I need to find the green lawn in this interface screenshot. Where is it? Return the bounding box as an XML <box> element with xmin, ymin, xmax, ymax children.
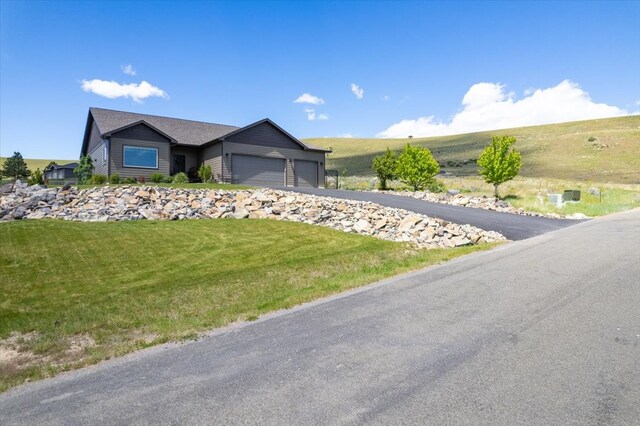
<box><xmin>0</xmin><ymin>219</ymin><xmax>492</xmax><ymax>392</ymax></box>
<box><xmin>65</xmin><ymin>182</ymin><xmax>254</xmax><ymax>191</ymax></box>
<box><xmin>308</xmin><ymin>116</ymin><xmax>640</xmax><ymax>184</ymax></box>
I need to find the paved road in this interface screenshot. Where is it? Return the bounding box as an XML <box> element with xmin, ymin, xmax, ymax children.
<box><xmin>1</xmin><ymin>210</ymin><xmax>639</xmax><ymax>425</ymax></box>
<box><xmin>279</xmin><ymin>187</ymin><xmax>584</xmax><ymax>240</ymax></box>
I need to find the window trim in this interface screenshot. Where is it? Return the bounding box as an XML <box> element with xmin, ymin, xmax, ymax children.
<box><xmin>122</xmin><ymin>145</ymin><xmax>159</xmax><ymax>169</ymax></box>
<box><xmin>102</xmin><ymin>143</ymin><xmax>108</xmax><ymax>166</ymax></box>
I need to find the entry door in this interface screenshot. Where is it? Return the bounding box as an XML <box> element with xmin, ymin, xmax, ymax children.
<box><xmin>173</xmin><ymin>155</ymin><xmax>186</xmax><ymax>174</ymax></box>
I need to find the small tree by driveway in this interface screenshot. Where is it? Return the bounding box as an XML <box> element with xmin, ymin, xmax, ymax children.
<box><xmin>74</xmin><ymin>155</ymin><xmax>95</xmax><ymax>184</ymax></box>
<box><xmin>477</xmin><ymin>135</ymin><xmax>523</xmax><ymax>199</ymax></box>
<box><xmin>372</xmin><ymin>148</ymin><xmax>397</xmax><ymax>190</ymax></box>
<box><xmin>395</xmin><ymin>144</ymin><xmax>440</xmax><ymax>191</ymax></box>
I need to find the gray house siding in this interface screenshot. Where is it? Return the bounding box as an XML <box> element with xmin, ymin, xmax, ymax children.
<box><xmin>221</xmin><ymin>142</ymin><xmax>325</xmax><ymax>187</ymax></box>
<box><xmin>87</xmin><ymin>122</ymin><xmax>103</xmax><ymax>154</ymax></box>
<box><xmin>111</xmin><ymin>123</ymin><xmax>171</xmax><ymax>143</ymax></box>
<box><xmin>201</xmin><ymin>144</ymin><xmax>222</xmax><ymax>181</ymax></box>
<box><xmin>109</xmin><ymin>137</ymin><xmax>171</xmax><ymax>179</ymax></box>
<box><xmin>225</xmin><ymin>122</ymin><xmax>302</xmax><ymax>151</ymax></box>
<box><xmin>89</xmin><ymin>141</ymin><xmax>109</xmax><ymax>176</ymax></box>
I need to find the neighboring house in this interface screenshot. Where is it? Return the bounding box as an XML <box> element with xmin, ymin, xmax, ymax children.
<box><xmin>43</xmin><ymin>162</ymin><xmax>78</xmax><ymax>184</ymax></box>
<box><xmin>80</xmin><ymin>108</ymin><xmax>331</xmax><ymax>188</ymax></box>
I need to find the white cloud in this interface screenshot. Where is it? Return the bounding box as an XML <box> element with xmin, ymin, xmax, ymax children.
<box><xmin>121</xmin><ymin>64</ymin><xmax>136</xmax><ymax>76</ymax></box>
<box><xmin>383</xmin><ymin>95</ymin><xmax>390</xmax><ymax>101</ymax></box>
<box><xmin>294</xmin><ymin>93</ymin><xmax>325</xmax><ymax>105</ymax></box>
<box><xmin>337</xmin><ymin>133</ymin><xmax>354</xmax><ymax>138</ymax></box>
<box><xmin>304</xmin><ymin>108</ymin><xmax>328</xmax><ymax>121</ymax></box>
<box><xmin>377</xmin><ymin>80</ymin><xmax>630</xmax><ymax>138</ymax></box>
<box><xmin>351</xmin><ymin>83</ymin><xmax>364</xmax><ymax>99</ymax></box>
<box><xmin>81</xmin><ymin>79</ymin><xmax>169</xmax><ymax>103</ymax></box>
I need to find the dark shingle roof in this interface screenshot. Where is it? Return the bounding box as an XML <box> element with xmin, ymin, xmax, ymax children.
<box><xmin>90</xmin><ymin>108</ymin><xmax>240</xmax><ymax>146</ymax></box>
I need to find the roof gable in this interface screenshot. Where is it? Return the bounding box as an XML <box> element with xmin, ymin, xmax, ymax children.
<box><xmin>219</xmin><ymin>119</ymin><xmax>331</xmax><ymax>152</ymax></box>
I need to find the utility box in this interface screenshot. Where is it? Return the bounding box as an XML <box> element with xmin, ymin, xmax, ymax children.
<box><xmin>563</xmin><ymin>190</ymin><xmax>581</xmax><ymax>202</ymax></box>
<box><xmin>548</xmin><ymin>193</ymin><xmax>563</xmax><ymax>208</ymax></box>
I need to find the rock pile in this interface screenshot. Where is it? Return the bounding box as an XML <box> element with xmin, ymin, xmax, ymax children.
<box><xmin>1</xmin><ymin>181</ymin><xmax>505</xmax><ymax>249</ymax></box>
<box><xmin>387</xmin><ymin>190</ymin><xmax>569</xmax><ymax>219</ymax></box>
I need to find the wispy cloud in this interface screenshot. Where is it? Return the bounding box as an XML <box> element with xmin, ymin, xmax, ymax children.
<box><xmin>304</xmin><ymin>108</ymin><xmax>328</xmax><ymax>121</ymax></box>
<box><xmin>337</xmin><ymin>133</ymin><xmax>354</xmax><ymax>138</ymax></box>
<box><xmin>121</xmin><ymin>64</ymin><xmax>136</xmax><ymax>76</ymax></box>
<box><xmin>294</xmin><ymin>93</ymin><xmax>325</xmax><ymax>105</ymax></box>
<box><xmin>383</xmin><ymin>95</ymin><xmax>390</xmax><ymax>101</ymax></box>
<box><xmin>351</xmin><ymin>83</ymin><xmax>364</xmax><ymax>99</ymax></box>
<box><xmin>80</xmin><ymin>79</ymin><xmax>169</xmax><ymax>103</ymax></box>
<box><xmin>318</xmin><ymin>113</ymin><xmax>329</xmax><ymax>120</ymax></box>
<box><xmin>377</xmin><ymin>80</ymin><xmax>629</xmax><ymax>138</ymax></box>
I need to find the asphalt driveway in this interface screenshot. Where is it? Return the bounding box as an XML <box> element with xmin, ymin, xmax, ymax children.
<box><xmin>1</xmin><ymin>210</ymin><xmax>638</xmax><ymax>425</ymax></box>
<box><xmin>281</xmin><ymin>188</ymin><xmax>585</xmax><ymax>240</ymax></box>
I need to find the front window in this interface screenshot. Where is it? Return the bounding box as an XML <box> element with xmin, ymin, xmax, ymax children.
<box><xmin>102</xmin><ymin>144</ymin><xmax>108</xmax><ymax>165</ymax></box>
<box><xmin>123</xmin><ymin>145</ymin><xmax>158</xmax><ymax>169</ymax></box>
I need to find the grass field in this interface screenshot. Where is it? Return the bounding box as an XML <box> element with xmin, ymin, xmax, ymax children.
<box><xmin>0</xmin><ymin>157</ymin><xmax>76</xmax><ymax>173</ymax></box>
<box><xmin>307</xmin><ymin>116</ymin><xmax>640</xmax><ymax>184</ymax></box>
<box><xmin>0</xmin><ymin>219</ymin><xmax>492</xmax><ymax>392</ymax></box>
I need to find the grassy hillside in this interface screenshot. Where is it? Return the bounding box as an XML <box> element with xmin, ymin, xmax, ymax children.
<box><xmin>0</xmin><ymin>157</ymin><xmax>76</xmax><ymax>173</ymax></box>
<box><xmin>306</xmin><ymin>116</ymin><xmax>640</xmax><ymax>184</ymax></box>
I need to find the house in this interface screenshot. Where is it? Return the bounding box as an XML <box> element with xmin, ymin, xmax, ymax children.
<box><xmin>43</xmin><ymin>162</ymin><xmax>78</xmax><ymax>184</ymax></box>
<box><xmin>80</xmin><ymin>108</ymin><xmax>330</xmax><ymax>188</ymax></box>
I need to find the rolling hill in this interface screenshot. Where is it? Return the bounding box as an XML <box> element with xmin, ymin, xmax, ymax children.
<box><xmin>0</xmin><ymin>158</ymin><xmax>76</xmax><ymax>175</ymax></box>
<box><xmin>305</xmin><ymin>116</ymin><xmax>640</xmax><ymax>184</ymax></box>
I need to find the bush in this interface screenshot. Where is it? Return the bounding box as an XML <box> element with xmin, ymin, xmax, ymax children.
<box><xmin>395</xmin><ymin>144</ymin><xmax>440</xmax><ymax>191</ymax></box>
<box><xmin>27</xmin><ymin>168</ymin><xmax>43</xmax><ymax>186</ymax></box>
<box><xmin>172</xmin><ymin>172</ymin><xmax>188</xmax><ymax>183</ymax></box>
<box><xmin>163</xmin><ymin>176</ymin><xmax>174</xmax><ymax>183</ymax></box>
<box><xmin>109</xmin><ymin>174</ymin><xmax>121</xmax><ymax>184</ymax></box>
<box><xmin>424</xmin><ymin>179</ymin><xmax>446</xmax><ymax>193</ymax></box>
<box><xmin>122</xmin><ymin>177</ymin><xmax>137</xmax><ymax>184</ymax></box>
<box><xmin>90</xmin><ymin>174</ymin><xmax>107</xmax><ymax>185</ymax></box>
<box><xmin>149</xmin><ymin>173</ymin><xmax>166</xmax><ymax>183</ymax></box>
<box><xmin>198</xmin><ymin>163</ymin><xmax>212</xmax><ymax>183</ymax></box>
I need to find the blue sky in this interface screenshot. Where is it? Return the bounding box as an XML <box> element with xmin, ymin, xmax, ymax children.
<box><xmin>1</xmin><ymin>0</ymin><xmax>639</xmax><ymax>159</ymax></box>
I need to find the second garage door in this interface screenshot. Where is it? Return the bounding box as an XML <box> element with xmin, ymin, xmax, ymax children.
<box><xmin>232</xmin><ymin>155</ymin><xmax>285</xmax><ymax>187</ymax></box>
<box><xmin>294</xmin><ymin>160</ymin><xmax>318</xmax><ymax>188</ymax></box>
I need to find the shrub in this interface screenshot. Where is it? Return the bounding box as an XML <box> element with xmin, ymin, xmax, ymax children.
<box><xmin>109</xmin><ymin>174</ymin><xmax>121</xmax><ymax>184</ymax></box>
<box><xmin>149</xmin><ymin>173</ymin><xmax>166</xmax><ymax>183</ymax></box>
<box><xmin>1</xmin><ymin>151</ymin><xmax>31</xmax><ymax>180</ymax></box>
<box><xmin>90</xmin><ymin>174</ymin><xmax>107</xmax><ymax>185</ymax></box>
<box><xmin>74</xmin><ymin>155</ymin><xmax>94</xmax><ymax>184</ymax></box>
<box><xmin>372</xmin><ymin>148</ymin><xmax>397</xmax><ymax>190</ymax></box>
<box><xmin>425</xmin><ymin>179</ymin><xmax>446</xmax><ymax>193</ymax></box>
<box><xmin>27</xmin><ymin>168</ymin><xmax>43</xmax><ymax>186</ymax></box>
<box><xmin>198</xmin><ymin>163</ymin><xmax>212</xmax><ymax>183</ymax></box>
<box><xmin>172</xmin><ymin>172</ymin><xmax>188</xmax><ymax>183</ymax></box>
<box><xmin>122</xmin><ymin>177</ymin><xmax>137</xmax><ymax>184</ymax></box>
<box><xmin>477</xmin><ymin>135</ymin><xmax>523</xmax><ymax>198</ymax></box>
<box><xmin>163</xmin><ymin>176</ymin><xmax>174</xmax><ymax>183</ymax></box>
<box><xmin>395</xmin><ymin>144</ymin><xmax>440</xmax><ymax>191</ymax></box>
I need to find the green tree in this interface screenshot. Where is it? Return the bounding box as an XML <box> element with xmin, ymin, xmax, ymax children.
<box><xmin>28</xmin><ymin>168</ymin><xmax>43</xmax><ymax>185</ymax></box>
<box><xmin>1</xmin><ymin>152</ymin><xmax>31</xmax><ymax>180</ymax></box>
<box><xmin>477</xmin><ymin>135</ymin><xmax>523</xmax><ymax>198</ymax></box>
<box><xmin>395</xmin><ymin>144</ymin><xmax>440</xmax><ymax>191</ymax></box>
<box><xmin>198</xmin><ymin>163</ymin><xmax>212</xmax><ymax>182</ymax></box>
<box><xmin>74</xmin><ymin>155</ymin><xmax>95</xmax><ymax>184</ymax></box>
<box><xmin>372</xmin><ymin>148</ymin><xmax>397</xmax><ymax>190</ymax></box>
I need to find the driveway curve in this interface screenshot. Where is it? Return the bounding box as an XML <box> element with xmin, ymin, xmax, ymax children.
<box><xmin>279</xmin><ymin>188</ymin><xmax>585</xmax><ymax>240</ymax></box>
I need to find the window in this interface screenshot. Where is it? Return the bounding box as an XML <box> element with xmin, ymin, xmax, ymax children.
<box><xmin>123</xmin><ymin>145</ymin><xmax>158</xmax><ymax>169</ymax></box>
<box><xmin>102</xmin><ymin>143</ymin><xmax>108</xmax><ymax>165</ymax></box>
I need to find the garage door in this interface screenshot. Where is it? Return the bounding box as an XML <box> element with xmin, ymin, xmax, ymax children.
<box><xmin>231</xmin><ymin>155</ymin><xmax>285</xmax><ymax>187</ymax></box>
<box><xmin>294</xmin><ymin>160</ymin><xmax>318</xmax><ymax>188</ymax></box>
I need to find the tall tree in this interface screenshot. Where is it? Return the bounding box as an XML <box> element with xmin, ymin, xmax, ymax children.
<box><xmin>1</xmin><ymin>152</ymin><xmax>31</xmax><ymax>180</ymax></box>
<box><xmin>74</xmin><ymin>155</ymin><xmax>95</xmax><ymax>184</ymax></box>
<box><xmin>477</xmin><ymin>135</ymin><xmax>523</xmax><ymax>198</ymax></box>
<box><xmin>395</xmin><ymin>144</ymin><xmax>440</xmax><ymax>191</ymax></box>
<box><xmin>372</xmin><ymin>147</ymin><xmax>397</xmax><ymax>190</ymax></box>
